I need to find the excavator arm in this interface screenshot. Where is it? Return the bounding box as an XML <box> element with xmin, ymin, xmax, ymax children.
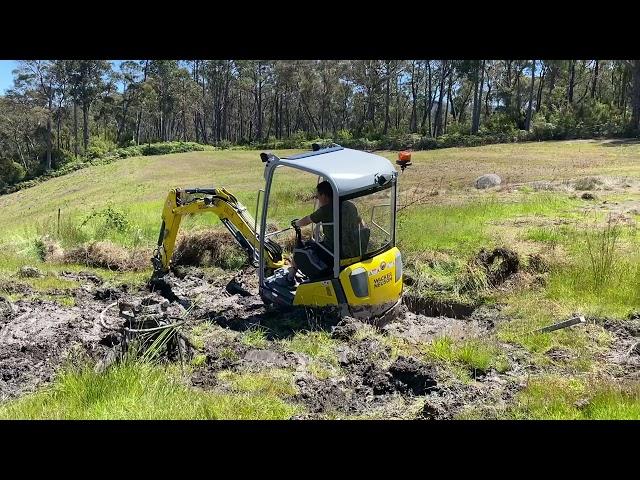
<box><xmin>151</xmin><ymin>187</ymin><xmax>285</xmax><ymax>279</ymax></box>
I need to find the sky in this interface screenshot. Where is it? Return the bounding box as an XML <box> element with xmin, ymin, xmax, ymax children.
<box><xmin>0</xmin><ymin>60</ymin><xmax>125</xmax><ymax>94</ymax></box>
<box><xmin>0</xmin><ymin>60</ymin><xmax>17</xmax><ymax>93</ymax></box>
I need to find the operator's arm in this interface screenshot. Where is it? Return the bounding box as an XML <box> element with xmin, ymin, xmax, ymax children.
<box><xmin>294</xmin><ymin>216</ymin><xmax>313</xmax><ymax>227</ymax></box>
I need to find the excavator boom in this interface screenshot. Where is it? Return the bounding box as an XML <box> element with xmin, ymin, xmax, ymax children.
<box><xmin>151</xmin><ymin>187</ymin><xmax>285</xmax><ymax>278</ymax></box>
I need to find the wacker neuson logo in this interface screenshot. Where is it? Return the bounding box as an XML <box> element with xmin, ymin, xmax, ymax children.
<box><xmin>374</xmin><ymin>272</ymin><xmax>392</xmax><ymax>288</ymax></box>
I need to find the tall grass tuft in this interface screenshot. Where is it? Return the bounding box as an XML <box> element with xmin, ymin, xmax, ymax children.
<box><xmin>584</xmin><ymin>214</ymin><xmax>621</xmax><ymax>292</ymax></box>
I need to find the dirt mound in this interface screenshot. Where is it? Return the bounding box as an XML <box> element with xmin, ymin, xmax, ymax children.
<box><xmin>330</xmin><ymin>316</ymin><xmax>367</xmax><ymax>341</ymax></box>
<box><xmin>574</xmin><ymin>176</ymin><xmax>603</xmax><ymax>191</ymax></box>
<box><xmin>36</xmin><ymin>236</ymin><xmax>65</xmax><ymax>263</ymax></box>
<box><xmin>61</xmin><ymin>241</ymin><xmax>150</xmax><ymax>271</ymax></box>
<box><xmin>17</xmin><ymin>266</ymin><xmax>44</xmax><ymax>278</ymax></box>
<box><xmin>173</xmin><ymin>230</ymin><xmax>245</xmax><ymax>269</ymax></box>
<box><xmin>475</xmin><ymin>247</ymin><xmax>520</xmax><ymax>286</ymax></box>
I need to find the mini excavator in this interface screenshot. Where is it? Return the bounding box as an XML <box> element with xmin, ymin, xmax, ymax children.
<box><xmin>150</xmin><ymin>144</ymin><xmax>409</xmax><ymax>320</ymax></box>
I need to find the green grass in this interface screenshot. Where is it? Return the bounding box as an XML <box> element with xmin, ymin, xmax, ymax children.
<box><xmin>496</xmin><ymin>292</ymin><xmax>613</xmax><ymax>373</ymax></box>
<box><xmin>0</xmin><ymin>361</ymin><xmax>299</xmax><ymax>420</ymax></box>
<box><xmin>524</xmin><ymin>226</ymin><xmax>568</xmax><ymax>246</ymax></box>
<box><xmin>217</xmin><ymin>368</ymin><xmax>298</xmax><ymax>397</ymax></box>
<box><xmin>423</xmin><ymin>336</ymin><xmax>509</xmax><ymax>376</ymax></box>
<box><xmin>281</xmin><ymin>330</ymin><xmax>342</xmax><ymax>380</ymax></box>
<box><xmin>505</xmin><ymin>376</ymin><xmax>640</xmax><ymax>420</ymax></box>
<box><xmin>398</xmin><ymin>192</ymin><xmax>579</xmax><ymax>256</ymax></box>
<box><xmin>281</xmin><ymin>331</ymin><xmax>338</xmax><ymax>365</ymax></box>
<box><xmin>239</xmin><ymin>328</ymin><xmax>269</xmax><ymax>349</ymax></box>
<box><xmin>546</xmin><ymin>259</ymin><xmax>640</xmax><ymax>318</ymax></box>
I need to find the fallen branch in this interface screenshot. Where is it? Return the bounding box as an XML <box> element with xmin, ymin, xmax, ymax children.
<box><xmin>532</xmin><ymin>316</ymin><xmax>586</xmax><ymax>334</ymax></box>
<box><xmin>98</xmin><ymin>302</ymin><xmax>120</xmax><ymax>331</ymax></box>
<box><xmin>626</xmin><ymin>342</ymin><xmax>639</xmax><ymax>359</ymax></box>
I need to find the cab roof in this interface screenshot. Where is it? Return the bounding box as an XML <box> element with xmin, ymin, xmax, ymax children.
<box><xmin>272</xmin><ymin>145</ymin><xmax>397</xmax><ymax>196</ymax></box>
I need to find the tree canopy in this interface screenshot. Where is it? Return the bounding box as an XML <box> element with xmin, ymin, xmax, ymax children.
<box><xmin>1</xmin><ymin>59</ymin><xmax>639</xmax><ymax>187</ymax></box>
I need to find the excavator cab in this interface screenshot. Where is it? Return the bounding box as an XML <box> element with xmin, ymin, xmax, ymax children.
<box><xmin>257</xmin><ymin>145</ymin><xmax>402</xmax><ymax>319</ymax></box>
<box><xmin>151</xmin><ymin>144</ymin><xmax>403</xmax><ymax>321</ymax></box>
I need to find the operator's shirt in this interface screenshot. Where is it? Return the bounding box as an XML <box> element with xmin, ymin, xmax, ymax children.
<box><xmin>309</xmin><ymin>201</ymin><xmax>361</xmax><ymax>258</ymax></box>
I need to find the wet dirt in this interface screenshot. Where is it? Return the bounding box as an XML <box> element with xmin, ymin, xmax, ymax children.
<box><xmin>0</xmin><ymin>299</ymin><xmax>112</xmax><ymax>400</ymax></box>
<box><xmin>0</xmin><ymin>264</ymin><xmax>526</xmax><ymax>418</ymax></box>
<box><xmin>598</xmin><ymin>316</ymin><xmax>640</xmax><ymax>380</ymax></box>
<box><xmin>403</xmin><ymin>294</ymin><xmax>478</xmax><ymax>319</ymax></box>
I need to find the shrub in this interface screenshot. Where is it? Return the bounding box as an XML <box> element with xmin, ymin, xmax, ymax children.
<box><xmin>0</xmin><ymin>161</ymin><xmax>26</xmax><ymax>184</ymax></box>
<box><xmin>87</xmin><ymin>137</ymin><xmax>117</xmax><ymax>159</ymax></box>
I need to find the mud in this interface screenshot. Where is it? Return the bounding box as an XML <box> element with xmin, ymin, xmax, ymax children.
<box><xmin>403</xmin><ymin>294</ymin><xmax>478</xmax><ymax>319</ymax></box>
<box><xmin>0</xmin><ymin>300</ymin><xmax>111</xmax><ymax>400</ymax></box>
<box><xmin>598</xmin><ymin>316</ymin><xmax>640</xmax><ymax>380</ymax></box>
<box><xmin>0</xmin><ymin>264</ymin><xmax>520</xmax><ymax>418</ymax></box>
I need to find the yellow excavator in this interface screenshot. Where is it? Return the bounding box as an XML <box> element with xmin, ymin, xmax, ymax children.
<box><xmin>150</xmin><ymin>144</ymin><xmax>406</xmax><ymax>320</ymax></box>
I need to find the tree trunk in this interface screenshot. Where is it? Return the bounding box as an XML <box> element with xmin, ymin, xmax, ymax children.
<box><xmin>73</xmin><ymin>102</ymin><xmax>79</xmax><ymax>157</ymax></box>
<box><xmin>433</xmin><ymin>61</ymin><xmax>447</xmax><ymax>137</ymax></box>
<box><xmin>568</xmin><ymin>60</ymin><xmax>576</xmax><ymax>103</ymax></box>
<box><xmin>631</xmin><ymin>60</ymin><xmax>640</xmax><ymax>134</ymax></box>
<box><xmin>82</xmin><ymin>101</ymin><xmax>90</xmax><ymax>152</ymax></box>
<box><xmin>536</xmin><ymin>66</ymin><xmax>546</xmax><ymax>113</ymax></box>
<box><xmin>525</xmin><ymin>60</ymin><xmax>535</xmax><ymax>131</ymax></box>
<box><xmin>135</xmin><ymin>60</ymin><xmax>149</xmax><ymax>145</ymax></box>
<box><xmin>410</xmin><ymin>61</ymin><xmax>418</xmax><ymax>132</ymax></box>
<box><xmin>591</xmin><ymin>59</ymin><xmax>599</xmax><ymax>99</ymax></box>
<box><xmin>471</xmin><ymin>60</ymin><xmax>485</xmax><ymax>134</ymax></box>
<box><xmin>485</xmin><ymin>80</ymin><xmax>492</xmax><ymax>117</ymax></box>
<box><xmin>421</xmin><ymin>61</ymin><xmax>432</xmax><ymax>132</ymax></box>
<box><xmin>56</xmin><ymin>109</ymin><xmax>62</xmax><ymax>152</ymax></box>
<box><xmin>447</xmin><ymin>74</ymin><xmax>456</xmax><ymax>122</ymax></box>
<box><xmin>383</xmin><ymin>64</ymin><xmax>391</xmax><ymax>135</ymax></box>
<box><xmin>444</xmin><ymin>75</ymin><xmax>451</xmax><ymax>134</ymax></box>
<box><xmin>46</xmin><ymin>109</ymin><xmax>52</xmax><ymax>170</ymax></box>
<box><xmin>505</xmin><ymin>60</ymin><xmax>513</xmax><ymax>111</ymax></box>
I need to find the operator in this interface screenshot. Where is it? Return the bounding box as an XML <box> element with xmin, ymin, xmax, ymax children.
<box><xmin>285</xmin><ymin>180</ymin><xmax>364</xmax><ymax>285</ymax></box>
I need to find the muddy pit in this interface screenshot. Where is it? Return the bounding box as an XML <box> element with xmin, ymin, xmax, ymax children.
<box><xmin>2</xmin><ymin>263</ymin><xmax>633</xmax><ymax>419</ymax></box>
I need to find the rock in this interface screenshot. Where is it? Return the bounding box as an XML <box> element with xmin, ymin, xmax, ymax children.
<box><xmin>335</xmin><ymin>345</ymin><xmax>352</xmax><ymax>365</ymax></box>
<box><xmin>581</xmin><ymin>192</ymin><xmax>597</xmax><ymax>200</ymax></box>
<box><xmin>475</xmin><ymin>174</ymin><xmax>502</xmax><ymax>190</ymax></box>
<box><xmin>243</xmin><ymin>349</ymin><xmax>287</xmax><ymax>367</ymax></box>
<box><xmin>18</xmin><ymin>266</ymin><xmax>43</xmax><ymax>278</ymax></box>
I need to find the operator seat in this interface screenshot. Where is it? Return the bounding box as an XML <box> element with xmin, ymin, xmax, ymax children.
<box><xmin>358</xmin><ymin>226</ymin><xmax>371</xmax><ymax>255</ymax></box>
<box><xmin>292</xmin><ymin>243</ymin><xmax>331</xmax><ymax>280</ymax></box>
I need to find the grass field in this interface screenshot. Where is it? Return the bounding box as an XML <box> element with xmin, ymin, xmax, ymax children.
<box><xmin>1</xmin><ymin>139</ymin><xmax>639</xmax><ymax>419</ymax></box>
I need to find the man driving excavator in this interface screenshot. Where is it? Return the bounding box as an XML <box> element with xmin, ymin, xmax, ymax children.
<box><xmin>283</xmin><ymin>180</ymin><xmax>364</xmax><ymax>285</ymax></box>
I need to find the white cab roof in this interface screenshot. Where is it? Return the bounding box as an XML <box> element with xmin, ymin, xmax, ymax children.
<box><xmin>274</xmin><ymin>146</ymin><xmax>397</xmax><ymax>196</ymax></box>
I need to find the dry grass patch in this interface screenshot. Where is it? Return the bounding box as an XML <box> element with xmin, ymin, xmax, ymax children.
<box><xmin>173</xmin><ymin>229</ymin><xmax>246</xmax><ymax>270</ymax></box>
<box><xmin>63</xmin><ymin>241</ymin><xmax>151</xmax><ymax>271</ymax></box>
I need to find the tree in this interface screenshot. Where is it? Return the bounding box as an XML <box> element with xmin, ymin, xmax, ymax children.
<box><xmin>631</xmin><ymin>60</ymin><xmax>640</xmax><ymax>134</ymax></box>
<box><xmin>525</xmin><ymin>60</ymin><xmax>535</xmax><ymax>131</ymax></box>
<box><xmin>73</xmin><ymin>60</ymin><xmax>111</xmax><ymax>152</ymax></box>
<box><xmin>14</xmin><ymin>61</ymin><xmax>56</xmax><ymax>170</ymax></box>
